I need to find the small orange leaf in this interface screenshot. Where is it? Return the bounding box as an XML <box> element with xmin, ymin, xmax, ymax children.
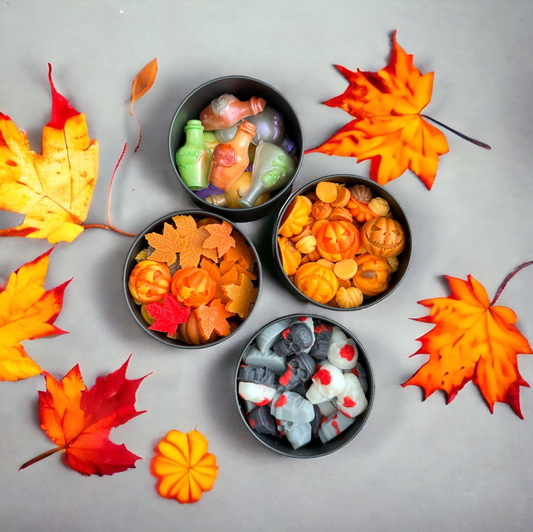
<box><xmin>0</xmin><ymin>249</ymin><xmax>70</xmax><ymax>382</ymax></box>
<box><xmin>150</xmin><ymin>429</ymin><xmax>219</xmax><ymax>504</ymax></box>
<box><xmin>196</xmin><ymin>299</ymin><xmax>234</xmax><ymax>339</ymax></box>
<box><xmin>223</xmin><ymin>273</ymin><xmax>258</xmax><ymax>319</ymax></box>
<box><xmin>172</xmin><ymin>215</ymin><xmax>218</xmax><ymax>269</ymax></box>
<box><xmin>145</xmin><ymin>222</ymin><xmax>188</xmax><ymax>266</ymax></box>
<box><xmin>130</xmin><ymin>58</ymin><xmax>158</xmax><ymax>152</ymax></box>
<box><xmin>202</xmin><ymin>220</ymin><xmax>235</xmax><ymax>258</ymax></box>
<box><xmin>200</xmin><ymin>258</ymin><xmax>239</xmax><ymax>301</ymax></box>
<box><xmin>223</xmin><ymin>231</ymin><xmax>255</xmax><ymax>270</ymax></box>
<box><xmin>403</xmin><ymin>271</ymin><xmax>533</xmax><ymax>418</ymax></box>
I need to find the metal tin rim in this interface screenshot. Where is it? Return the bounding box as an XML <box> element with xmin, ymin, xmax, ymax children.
<box><xmin>272</xmin><ymin>174</ymin><xmax>413</xmax><ymax>311</ymax></box>
<box><xmin>234</xmin><ymin>313</ymin><xmax>375</xmax><ymax>458</ymax></box>
<box><xmin>167</xmin><ymin>75</ymin><xmax>305</xmax><ymax>218</ymax></box>
<box><xmin>123</xmin><ymin>209</ymin><xmax>263</xmax><ymax>349</ymax></box>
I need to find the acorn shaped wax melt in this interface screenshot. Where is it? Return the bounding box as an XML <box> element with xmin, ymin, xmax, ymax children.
<box><xmin>273</xmin><ymin>175</ymin><xmax>411</xmax><ymax>310</ymax></box>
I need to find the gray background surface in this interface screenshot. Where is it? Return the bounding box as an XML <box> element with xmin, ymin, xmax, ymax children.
<box><xmin>1</xmin><ymin>1</ymin><xmax>533</xmax><ymax>531</ymax></box>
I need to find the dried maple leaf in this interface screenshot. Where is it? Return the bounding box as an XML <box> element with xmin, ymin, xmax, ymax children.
<box><xmin>145</xmin><ymin>222</ymin><xmax>188</xmax><ymax>266</ymax></box>
<box><xmin>130</xmin><ymin>58</ymin><xmax>158</xmax><ymax>152</ymax></box>
<box><xmin>202</xmin><ymin>220</ymin><xmax>236</xmax><ymax>258</ymax></box>
<box><xmin>196</xmin><ymin>299</ymin><xmax>234</xmax><ymax>339</ymax></box>
<box><xmin>223</xmin><ymin>231</ymin><xmax>255</xmax><ymax>270</ymax></box>
<box><xmin>0</xmin><ymin>249</ymin><xmax>70</xmax><ymax>382</ymax></box>
<box><xmin>172</xmin><ymin>215</ymin><xmax>217</xmax><ymax>269</ymax></box>
<box><xmin>305</xmin><ymin>32</ymin><xmax>449</xmax><ymax>190</ymax></box>
<box><xmin>146</xmin><ymin>293</ymin><xmax>190</xmax><ymax>335</ymax></box>
<box><xmin>403</xmin><ymin>264</ymin><xmax>533</xmax><ymax>418</ymax></box>
<box><xmin>20</xmin><ymin>356</ymin><xmax>148</xmax><ymax>476</ymax></box>
<box><xmin>151</xmin><ymin>429</ymin><xmax>219</xmax><ymax>504</ymax></box>
<box><xmin>223</xmin><ymin>273</ymin><xmax>258</xmax><ymax>319</ymax></box>
<box><xmin>0</xmin><ymin>65</ymin><xmax>98</xmax><ymax>243</ymax></box>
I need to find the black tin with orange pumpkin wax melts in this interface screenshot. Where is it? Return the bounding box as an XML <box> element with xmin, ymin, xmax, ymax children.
<box><xmin>169</xmin><ymin>76</ymin><xmax>304</xmax><ymax>223</ymax></box>
<box><xmin>123</xmin><ymin>211</ymin><xmax>261</xmax><ymax>349</ymax></box>
<box><xmin>273</xmin><ymin>175</ymin><xmax>412</xmax><ymax>311</ymax></box>
<box><xmin>234</xmin><ymin>314</ymin><xmax>375</xmax><ymax>457</ymax></box>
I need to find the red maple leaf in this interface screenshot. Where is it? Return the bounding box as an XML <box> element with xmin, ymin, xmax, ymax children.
<box><xmin>20</xmin><ymin>356</ymin><xmax>148</xmax><ymax>476</ymax></box>
<box><xmin>145</xmin><ymin>293</ymin><xmax>190</xmax><ymax>335</ymax></box>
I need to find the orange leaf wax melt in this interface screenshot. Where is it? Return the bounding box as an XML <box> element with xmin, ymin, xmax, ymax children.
<box><xmin>171</xmin><ymin>267</ymin><xmax>216</xmax><ymax>307</ymax></box>
<box><xmin>179</xmin><ymin>310</ymin><xmax>216</xmax><ymax>345</ymax></box>
<box><xmin>353</xmin><ymin>254</ymin><xmax>392</xmax><ymax>296</ymax></box>
<box><xmin>316</xmin><ymin>221</ymin><xmax>360</xmax><ymax>262</ymax></box>
<box><xmin>294</xmin><ymin>262</ymin><xmax>339</xmax><ymax>304</ymax></box>
<box><xmin>223</xmin><ymin>273</ymin><xmax>259</xmax><ymax>319</ymax></box>
<box><xmin>279</xmin><ymin>196</ymin><xmax>311</xmax><ymax>238</ymax></box>
<box><xmin>151</xmin><ymin>429</ymin><xmax>219</xmax><ymax>504</ymax></box>
<box><xmin>224</xmin><ymin>231</ymin><xmax>256</xmax><ymax>270</ymax></box>
<box><xmin>361</xmin><ymin>216</ymin><xmax>406</xmax><ymax>258</ymax></box>
<box><xmin>145</xmin><ymin>222</ymin><xmax>188</xmax><ymax>266</ymax></box>
<box><xmin>196</xmin><ymin>299</ymin><xmax>234</xmax><ymax>339</ymax></box>
<box><xmin>202</xmin><ymin>220</ymin><xmax>235</xmax><ymax>258</ymax></box>
<box><xmin>129</xmin><ymin>260</ymin><xmax>171</xmax><ymax>303</ymax></box>
<box><xmin>173</xmin><ymin>215</ymin><xmax>218</xmax><ymax>269</ymax></box>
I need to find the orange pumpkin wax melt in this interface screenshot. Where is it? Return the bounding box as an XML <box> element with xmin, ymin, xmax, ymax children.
<box><xmin>353</xmin><ymin>254</ymin><xmax>392</xmax><ymax>296</ymax></box>
<box><xmin>316</xmin><ymin>221</ymin><xmax>360</xmax><ymax>262</ymax></box>
<box><xmin>128</xmin><ymin>261</ymin><xmax>171</xmax><ymax>303</ymax></box>
<box><xmin>361</xmin><ymin>216</ymin><xmax>405</xmax><ymax>258</ymax></box>
<box><xmin>279</xmin><ymin>196</ymin><xmax>311</xmax><ymax>238</ymax></box>
<box><xmin>171</xmin><ymin>267</ymin><xmax>216</xmax><ymax>307</ymax></box>
<box><xmin>294</xmin><ymin>262</ymin><xmax>339</xmax><ymax>304</ymax></box>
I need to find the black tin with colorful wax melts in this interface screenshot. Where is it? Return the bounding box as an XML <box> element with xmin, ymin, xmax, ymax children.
<box><xmin>234</xmin><ymin>314</ymin><xmax>375</xmax><ymax>458</ymax></box>
<box><xmin>169</xmin><ymin>76</ymin><xmax>304</xmax><ymax>223</ymax></box>
<box><xmin>123</xmin><ymin>210</ymin><xmax>262</xmax><ymax>349</ymax></box>
<box><xmin>273</xmin><ymin>174</ymin><xmax>412</xmax><ymax>311</ymax></box>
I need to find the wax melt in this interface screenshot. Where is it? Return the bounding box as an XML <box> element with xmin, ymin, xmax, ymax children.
<box><xmin>177</xmin><ymin>92</ymin><xmax>299</xmax><ymax>210</ymax></box>
<box><xmin>277</xmin><ymin>178</ymin><xmax>408</xmax><ymax>308</ymax></box>
<box><xmin>237</xmin><ymin>316</ymin><xmax>370</xmax><ymax>451</ymax></box>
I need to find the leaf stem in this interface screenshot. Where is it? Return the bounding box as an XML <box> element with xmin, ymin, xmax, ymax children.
<box><xmin>82</xmin><ymin>142</ymin><xmax>138</xmax><ymax>237</ymax></box>
<box><xmin>19</xmin><ymin>445</ymin><xmax>67</xmax><ymax>471</ymax></box>
<box><xmin>131</xmin><ymin>112</ymin><xmax>142</xmax><ymax>153</ymax></box>
<box><xmin>421</xmin><ymin>114</ymin><xmax>492</xmax><ymax>150</ymax></box>
<box><xmin>491</xmin><ymin>261</ymin><xmax>533</xmax><ymax>306</ymax></box>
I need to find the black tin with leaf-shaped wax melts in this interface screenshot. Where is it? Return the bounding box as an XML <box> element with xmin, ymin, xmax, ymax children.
<box><xmin>234</xmin><ymin>314</ymin><xmax>375</xmax><ymax>458</ymax></box>
<box><xmin>123</xmin><ymin>210</ymin><xmax>262</xmax><ymax>349</ymax></box>
<box><xmin>169</xmin><ymin>76</ymin><xmax>304</xmax><ymax>223</ymax></box>
<box><xmin>273</xmin><ymin>175</ymin><xmax>412</xmax><ymax>311</ymax></box>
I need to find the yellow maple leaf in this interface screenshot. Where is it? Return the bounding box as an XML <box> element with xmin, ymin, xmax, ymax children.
<box><xmin>0</xmin><ymin>249</ymin><xmax>70</xmax><ymax>382</ymax></box>
<box><xmin>0</xmin><ymin>65</ymin><xmax>98</xmax><ymax>243</ymax></box>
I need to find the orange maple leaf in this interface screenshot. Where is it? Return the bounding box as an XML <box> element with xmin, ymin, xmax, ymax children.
<box><xmin>151</xmin><ymin>429</ymin><xmax>219</xmax><ymax>504</ymax></box>
<box><xmin>223</xmin><ymin>273</ymin><xmax>258</xmax><ymax>319</ymax></box>
<box><xmin>200</xmin><ymin>258</ymin><xmax>239</xmax><ymax>301</ymax></box>
<box><xmin>172</xmin><ymin>215</ymin><xmax>218</xmax><ymax>269</ymax></box>
<box><xmin>195</xmin><ymin>299</ymin><xmax>234</xmax><ymax>339</ymax></box>
<box><xmin>403</xmin><ymin>269</ymin><xmax>533</xmax><ymax>418</ymax></box>
<box><xmin>223</xmin><ymin>231</ymin><xmax>256</xmax><ymax>270</ymax></box>
<box><xmin>305</xmin><ymin>31</ymin><xmax>449</xmax><ymax>190</ymax></box>
<box><xmin>0</xmin><ymin>65</ymin><xmax>98</xmax><ymax>243</ymax></box>
<box><xmin>202</xmin><ymin>220</ymin><xmax>235</xmax><ymax>258</ymax></box>
<box><xmin>0</xmin><ymin>249</ymin><xmax>70</xmax><ymax>382</ymax></box>
<box><xmin>145</xmin><ymin>222</ymin><xmax>188</xmax><ymax>266</ymax></box>
<box><xmin>21</xmin><ymin>356</ymin><xmax>148</xmax><ymax>476</ymax></box>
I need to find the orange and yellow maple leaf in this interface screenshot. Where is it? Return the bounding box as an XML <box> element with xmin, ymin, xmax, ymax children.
<box><xmin>0</xmin><ymin>249</ymin><xmax>70</xmax><ymax>382</ymax></box>
<box><xmin>403</xmin><ymin>274</ymin><xmax>532</xmax><ymax>418</ymax></box>
<box><xmin>172</xmin><ymin>215</ymin><xmax>218</xmax><ymax>269</ymax></box>
<box><xmin>0</xmin><ymin>65</ymin><xmax>98</xmax><ymax>243</ymax></box>
<box><xmin>305</xmin><ymin>31</ymin><xmax>449</xmax><ymax>190</ymax></box>
<box><xmin>145</xmin><ymin>222</ymin><xmax>187</xmax><ymax>266</ymax></box>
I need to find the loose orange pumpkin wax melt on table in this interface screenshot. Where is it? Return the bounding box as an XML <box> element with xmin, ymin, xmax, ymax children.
<box><xmin>124</xmin><ymin>211</ymin><xmax>261</xmax><ymax>348</ymax></box>
<box><xmin>274</xmin><ymin>175</ymin><xmax>412</xmax><ymax>310</ymax></box>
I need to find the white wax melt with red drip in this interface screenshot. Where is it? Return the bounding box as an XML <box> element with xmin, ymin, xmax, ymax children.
<box><xmin>305</xmin><ymin>364</ymin><xmax>345</xmax><ymax>404</ymax></box>
<box><xmin>238</xmin><ymin>382</ymin><xmax>277</xmax><ymax>406</ymax></box>
<box><xmin>318</xmin><ymin>411</ymin><xmax>356</xmax><ymax>444</ymax></box>
<box><xmin>327</xmin><ymin>326</ymin><xmax>358</xmax><ymax>370</ymax></box>
<box><xmin>336</xmin><ymin>373</ymin><xmax>368</xmax><ymax>418</ymax></box>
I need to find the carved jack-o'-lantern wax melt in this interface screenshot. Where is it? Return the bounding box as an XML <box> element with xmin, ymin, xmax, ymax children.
<box><xmin>125</xmin><ymin>212</ymin><xmax>260</xmax><ymax>347</ymax></box>
<box><xmin>276</xmin><ymin>177</ymin><xmax>409</xmax><ymax>309</ymax></box>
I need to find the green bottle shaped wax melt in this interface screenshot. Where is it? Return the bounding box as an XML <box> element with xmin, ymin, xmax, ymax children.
<box><xmin>176</xmin><ymin>120</ymin><xmax>212</xmax><ymax>190</ymax></box>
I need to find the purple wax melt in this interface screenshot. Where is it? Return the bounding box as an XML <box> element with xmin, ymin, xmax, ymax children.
<box><xmin>194</xmin><ymin>183</ymin><xmax>224</xmax><ymax>200</ymax></box>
